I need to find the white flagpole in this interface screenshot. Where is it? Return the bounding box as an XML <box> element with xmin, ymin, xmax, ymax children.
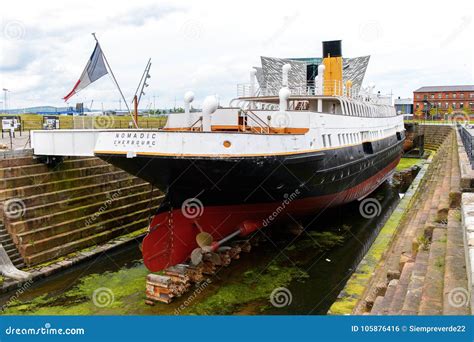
<box><xmin>92</xmin><ymin>33</ymin><xmax>138</xmax><ymax>128</ymax></box>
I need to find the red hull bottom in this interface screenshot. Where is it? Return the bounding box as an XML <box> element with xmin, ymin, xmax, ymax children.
<box><xmin>142</xmin><ymin>156</ymin><xmax>401</xmax><ymax>271</ymax></box>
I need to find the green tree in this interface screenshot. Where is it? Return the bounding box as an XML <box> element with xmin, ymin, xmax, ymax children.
<box><xmin>415</xmin><ymin>108</ymin><xmax>423</xmax><ymax>119</ymax></box>
<box><xmin>463</xmin><ymin>104</ymin><xmax>472</xmax><ymax>115</ymax></box>
<box><xmin>447</xmin><ymin>105</ymin><xmax>454</xmax><ymax>115</ymax></box>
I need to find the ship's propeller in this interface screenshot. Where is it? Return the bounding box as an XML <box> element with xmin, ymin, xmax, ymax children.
<box><xmin>190</xmin><ymin>246</ymin><xmax>221</xmax><ymax>265</ymax></box>
<box><xmin>189</xmin><ymin>220</ymin><xmax>261</xmax><ymax>266</ymax></box>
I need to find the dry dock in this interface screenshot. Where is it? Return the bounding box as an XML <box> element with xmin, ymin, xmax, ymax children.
<box><xmin>0</xmin><ymin>150</ymin><xmax>161</xmax><ymax>291</ymax></box>
<box><xmin>331</xmin><ymin>124</ymin><xmax>473</xmax><ymax>315</ymax></box>
<box><xmin>1</xmin><ymin>124</ymin><xmax>473</xmax><ymax>315</ymax></box>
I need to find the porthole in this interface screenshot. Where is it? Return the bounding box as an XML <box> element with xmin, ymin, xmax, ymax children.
<box><xmin>223</xmin><ymin>140</ymin><xmax>232</xmax><ymax>148</ymax></box>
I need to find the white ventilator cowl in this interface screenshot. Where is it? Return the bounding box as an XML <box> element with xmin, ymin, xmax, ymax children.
<box><xmin>184</xmin><ymin>91</ymin><xmax>195</xmax><ymax>104</ymax></box>
<box><xmin>279</xmin><ymin>87</ymin><xmax>291</xmax><ymax>111</ymax></box>
<box><xmin>202</xmin><ymin>95</ymin><xmax>218</xmax><ymax>132</ymax></box>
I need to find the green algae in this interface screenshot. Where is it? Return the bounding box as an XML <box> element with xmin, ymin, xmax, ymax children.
<box><xmin>285</xmin><ymin>230</ymin><xmax>345</xmax><ymax>252</ymax></box>
<box><xmin>396</xmin><ymin>157</ymin><xmax>423</xmax><ymax>172</ymax></box>
<box><xmin>417</xmin><ymin>235</ymin><xmax>430</xmax><ymax>251</ymax></box>
<box><xmin>188</xmin><ymin>264</ymin><xmax>308</xmax><ymax>315</ymax></box>
<box><xmin>3</xmin><ymin>246</ymin><xmax>308</xmax><ymax>316</ymax></box>
<box><xmin>3</xmin><ymin>263</ymin><xmax>149</xmax><ymax>315</ymax></box>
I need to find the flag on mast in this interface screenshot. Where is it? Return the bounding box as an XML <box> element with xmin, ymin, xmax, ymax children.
<box><xmin>63</xmin><ymin>43</ymin><xmax>108</xmax><ymax>101</ymax></box>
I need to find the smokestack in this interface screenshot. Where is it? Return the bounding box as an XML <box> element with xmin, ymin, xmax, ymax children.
<box><xmin>322</xmin><ymin>40</ymin><xmax>343</xmax><ymax>96</ymax></box>
<box><xmin>322</xmin><ymin>40</ymin><xmax>342</xmax><ymax>58</ymax></box>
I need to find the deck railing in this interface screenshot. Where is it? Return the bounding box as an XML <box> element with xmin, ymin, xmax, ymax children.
<box><xmin>240</xmin><ymin>109</ymin><xmax>272</xmax><ymax>134</ymax></box>
<box><xmin>236</xmin><ymin>80</ymin><xmax>357</xmax><ymax>98</ymax></box>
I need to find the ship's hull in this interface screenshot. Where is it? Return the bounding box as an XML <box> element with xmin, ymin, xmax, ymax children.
<box><xmin>97</xmin><ymin>133</ymin><xmax>404</xmax><ymax>271</ymax></box>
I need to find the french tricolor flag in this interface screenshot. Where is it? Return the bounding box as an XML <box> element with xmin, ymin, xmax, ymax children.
<box><xmin>63</xmin><ymin>43</ymin><xmax>108</xmax><ymax>101</ymax></box>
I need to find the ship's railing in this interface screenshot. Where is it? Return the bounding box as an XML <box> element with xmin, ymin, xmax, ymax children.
<box><xmin>240</xmin><ymin>109</ymin><xmax>272</xmax><ymax>134</ymax></box>
<box><xmin>237</xmin><ymin>84</ymin><xmax>261</xmax><ymax>97</ymax></box>
<box><xmin>189</xmin><ymin>116</ymin><xmax>203</xmax><ymax>131</ymax></box>
<box><xmin>236</xmin><ymin>80</ymin><xmax>356</xmax><ymax>98</ymax></box>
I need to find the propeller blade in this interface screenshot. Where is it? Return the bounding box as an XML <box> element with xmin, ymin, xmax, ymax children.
<box><xmin>196</xmin><ymin>232</ymin><xmax>213</xmax><ymax>248</ymax></box>
<box><xmin>207</xmin><ymin>252</ymin><xmax>222</xmax><ymax>265</ymax></box>
<box><xmin>190</xmin><ymin>248</ymin><xmax>204</xmax><ymax>265</ymax></box>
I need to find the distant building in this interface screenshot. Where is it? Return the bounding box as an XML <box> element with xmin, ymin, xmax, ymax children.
<box><xmin>394</xmin><ymin>97</ymin><xmax>413</xmax><ymax>114</ymax></box>
<box><xmin>3</xmin><ymin>106</ymin><xmax>89</xmax><ymax>115</ymax></box>
<box><xmin>413</xmin><ymin>85</ymin><xmax>474</xmax><ymax>116</ymax></box>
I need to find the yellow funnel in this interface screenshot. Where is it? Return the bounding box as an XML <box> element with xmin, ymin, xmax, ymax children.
<box><xmin>322</xmin><ymin>40</ymin><xmax>343</xmax><ymax>96</ymax></box>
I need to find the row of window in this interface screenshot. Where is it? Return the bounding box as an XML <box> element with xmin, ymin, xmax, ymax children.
<box><xmin>321</xmin><ymin>129</ymin><xmax>393</xmax><ymax>148</ymax></box>
<box><xmin>340</xmin><ymin>100</ymin><xmax>395</xmax><ymax>118</ymax></box>
<box><xmin>416</xmin><ymin>93</ymin><xmax>474</xmax><ymax>100</ymax></box>
<box><xmin>416</xmin><ymin>102</ymin><xmax>474</xmax><ymax>110</ymax></box>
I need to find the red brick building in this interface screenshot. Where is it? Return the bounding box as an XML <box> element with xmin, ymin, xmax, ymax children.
<box><xmin>413</xmin><ymin>85</ymin><xmax>474</xmax><ymax>116</ymax></box>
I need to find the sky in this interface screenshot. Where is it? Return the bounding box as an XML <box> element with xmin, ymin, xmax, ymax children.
<box><xmin>0</xmin><ymin>0</ymin><xmax>473</xmax><ymax>110</ymax></box>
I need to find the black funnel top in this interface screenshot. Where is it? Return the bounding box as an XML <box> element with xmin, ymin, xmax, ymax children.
<box><xmin>322</xmin><ymin>40</ymin><xmax>342</xmax><ymax>58</ymax></box>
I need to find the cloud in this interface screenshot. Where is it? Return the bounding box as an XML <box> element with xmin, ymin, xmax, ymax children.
<box><xmin>0</xmin><ymin>0</ymin><xmax>473</xmax><ymax>110</ymax></box>
<box><xmin>112</xmin><ymin>4</ymin><xmax>181</xmax><ymax>27</ymax></box>
<box><xmin>0</xmin><ymin>41</ymin><xmax>35</xmax><ymax>72</ymax></box>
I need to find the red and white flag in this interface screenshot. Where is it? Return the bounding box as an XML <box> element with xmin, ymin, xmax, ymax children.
<box><xmin>63</xmin><ymin>43</ymin><xmax>108</xmax><ymax>101</ymax></box>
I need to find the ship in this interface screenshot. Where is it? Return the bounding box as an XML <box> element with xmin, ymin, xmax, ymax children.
<box><xmin>91</xmin><ymin>40</ymin><xmax>405</xmax><ymax>271</ymax></box>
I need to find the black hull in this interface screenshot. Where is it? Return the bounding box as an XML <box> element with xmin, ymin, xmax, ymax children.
<box><xmin>97</xmin><ymin>133</ymin><xmax>405</xmax><ymax>209</ymax></box>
